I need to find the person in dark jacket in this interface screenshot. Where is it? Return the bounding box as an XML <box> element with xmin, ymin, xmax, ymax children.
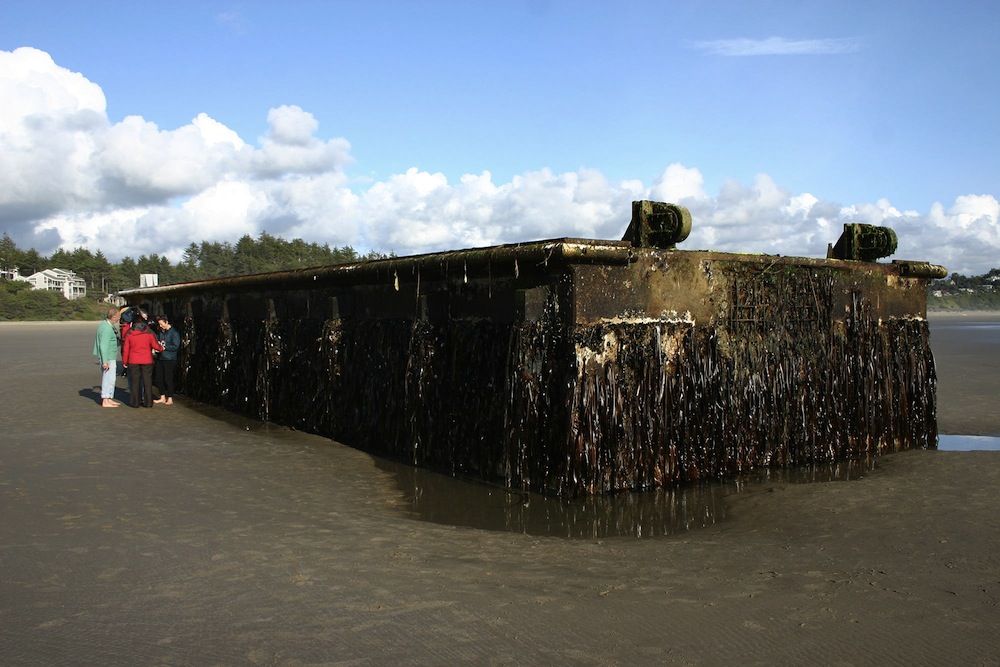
<box><xmin>153</xmin><ymin>315</ymin><xmax>181</xmax><ymax>406</ymax></box>
<box><xmin>122</xmin><ymin>320</ymin><xmax>163</xmax><ymax>407</ymax></box>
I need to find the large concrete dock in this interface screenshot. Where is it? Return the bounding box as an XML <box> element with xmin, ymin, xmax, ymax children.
<box><xmin>122</xmin><ymin>230</ymin><xmax>943</xmax><ymax>497</ymax></box>
<box><xmin>1</xmin><ymin>321</ymin><xmax>999</xmax><ymax>664</ymax></box>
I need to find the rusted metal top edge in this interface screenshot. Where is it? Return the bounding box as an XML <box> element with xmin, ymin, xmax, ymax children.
<box><xmin>119</xmin><ymin>238</ymin><xmax>636</xmax><ymax>297</ymax></box>
<box><xmin>119</xmin><ymin>237</ymin><xmax>947</xmax><ymax>298</ymax></box>
<box><xmin>671</xmin><ymin>250</ymin><xmax>947</xmax><ymax>278</ymax></box>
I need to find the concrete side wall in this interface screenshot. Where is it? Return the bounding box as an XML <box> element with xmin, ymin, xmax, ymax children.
<box><xmin>143</xmin><ymin>273</ymin><xmax>580</xmax><ymax>494</ymax></box>
<box><xmin>565</xmin><ymin>253</ymin><xmax>936</xmax><ymax>493</ymax></box>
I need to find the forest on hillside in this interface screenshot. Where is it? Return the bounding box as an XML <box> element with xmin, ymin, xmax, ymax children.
<box><xmin>0</xmin><ymin>233</ymin><xmax>388</xmax><ymax>320</ymax></box>
<box><xmin>929</xmin><ymin>268</ymin><xmax>1000</xmax><ymax>310</ymax></box>
<box><xmin>0</xmin><ymin>233</ymin><xmax>385</xmax><ymax>295</ymax></box>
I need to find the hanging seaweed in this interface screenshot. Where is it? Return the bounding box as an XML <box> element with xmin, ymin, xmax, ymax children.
<box><xmin>131</xmin><ymin>239</ymin><xmax>941</xmax><ymax>498</ymax></box>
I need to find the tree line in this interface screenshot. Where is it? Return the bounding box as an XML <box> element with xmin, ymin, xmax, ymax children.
<box><xmin>928</xmin><ymin>267</ymin><xmax>1000</xmax><ymax>311</ymax></box>
<box><xmin>937</xmin><ymin>268</ymin><xmax>1000</xmax><ymax>289</ymax></box>
<box><xmin>0</xmin><ymin>232</ymin><xmax>386</xmax><ymax>295</ymax></box>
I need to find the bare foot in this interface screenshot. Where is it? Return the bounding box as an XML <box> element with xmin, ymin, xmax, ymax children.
<box><xmin>101</xmin><ymin>399</ymin><xmax>120</xmax><ymax>408</ymax></box>
<box><xmin>153</xmin><ymin>398</ymin><xmax>166</xmax><ymax>404</ymax></box>
<box><xmin>164</xmin><ymin>399</ymin><xmax>174</xmax><ymax>406</ymax></box>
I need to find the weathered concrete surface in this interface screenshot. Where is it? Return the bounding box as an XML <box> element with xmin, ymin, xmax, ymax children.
<box><xmin>126</xmin><ymin>243</ymin><xmax>941</xmax><ymax>497</ymax></box>
<box><xmin>1</xmin><ymin>322</ymin><xmax>999</xmax><ymax>665</ymax></box>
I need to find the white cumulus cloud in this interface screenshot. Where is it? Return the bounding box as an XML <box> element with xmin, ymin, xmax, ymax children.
<box><xmin>650</xmin><ymin>164</ymin><xmax>706</xmax><ymax>203</ymax></box>
<box><xmin>0</xmin><ymin>46</ymin><xmax>351</xmax><ymax>240</ymax></box>
<box><xmin>249</xmin><ymin>105</ymin><xmax>352</xmax><ymax>178</ymax></box>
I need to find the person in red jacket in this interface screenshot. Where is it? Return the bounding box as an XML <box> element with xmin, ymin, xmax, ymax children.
<box><xmin>122</xmin><ymin>320</ymin><xmax>164</xmax><ymax>407</ymax></box>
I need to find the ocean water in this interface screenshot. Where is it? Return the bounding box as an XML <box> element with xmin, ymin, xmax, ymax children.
<box><xmin>938</xmin><ymin>434</ymin><xmax>1000</xmax><ymax>451</ymax></box>
<box><xmin>929</xmin><ymin>319</ymin><xmax>1000</xmax><ymax>338</ymax></box>
<box><xmin>930</xmin><ymin>313</ymin><xmax>1000</xmax><ymax>445</ymax></box>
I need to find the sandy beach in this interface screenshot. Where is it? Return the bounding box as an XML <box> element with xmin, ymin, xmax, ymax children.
<box><xmin>0</xmin><ymin>319</ymin><xmax>998</xmax><ymax>664</ymax></box>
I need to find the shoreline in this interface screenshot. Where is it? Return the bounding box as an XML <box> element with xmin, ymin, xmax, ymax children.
<box><xmin>927</xmin><ymin>309</ymin><xmax>1000</xmax><ymax>320</ymax></box>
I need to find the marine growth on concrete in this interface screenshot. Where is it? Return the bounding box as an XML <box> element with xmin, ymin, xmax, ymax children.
<box><xmin>122</xmin><ymin>202</ymin><xmax>947</xmax><ymax>496</ymax></box>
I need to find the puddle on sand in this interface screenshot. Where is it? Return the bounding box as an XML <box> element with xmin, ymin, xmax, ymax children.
<box><xmin>938</xmin><ymin>434</ymin><xmax>1000</xmax><ymax>451</ymax></box>
<box><xmin>380</xmin><ymin>457</ymin><xmax>876</xmax><ymax>539</ymax></box>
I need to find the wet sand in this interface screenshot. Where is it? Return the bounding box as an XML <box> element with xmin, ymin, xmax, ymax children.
<box><xmin>1</xmin><ymin>321</ymin><xmax>999</xmax><ymax>664</ymax></box>
<box><xmin>928</xmin><ymin>310</ymin><xmax>1000</xmax><ymax>436</ymax></box>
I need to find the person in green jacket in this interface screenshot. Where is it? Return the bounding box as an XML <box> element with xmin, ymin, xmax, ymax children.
<box><xmin>93</xmin><ymin>306</ymin><xmax>121</xmax><ymax>408</ymax></box>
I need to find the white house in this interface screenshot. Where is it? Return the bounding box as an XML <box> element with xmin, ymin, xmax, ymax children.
<box><xmin>23</xmin><ymin>268</ymin><xmax>87</xmax><ymax>300</ymax></box>
<box><xmin>0</xmin><ymin>266</ymin><xmax>22</xmax><ymax>281</ymax></box>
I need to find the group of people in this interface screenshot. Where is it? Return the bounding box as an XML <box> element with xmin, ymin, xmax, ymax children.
<box><xmin>92</xmin><ymin>306</ymin><xmax>181</xmax><ymax>408</ymax></box>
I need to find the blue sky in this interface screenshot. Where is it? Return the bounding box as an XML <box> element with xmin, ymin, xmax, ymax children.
<box><xmin>1</xmin><ymin>1</ymin><xmax>998</xmax><ymax>272</ymax></box>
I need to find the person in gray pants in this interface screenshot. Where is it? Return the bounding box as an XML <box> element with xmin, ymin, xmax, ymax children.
<box><xmin>92</xmin><ymin>307</ymin><xmax>121</xmax><ymax>408</ymax></box>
